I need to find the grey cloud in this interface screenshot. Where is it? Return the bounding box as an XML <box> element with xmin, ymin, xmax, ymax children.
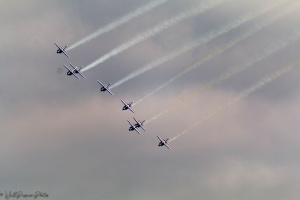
<box><xmin>1</xmin><ymin>0</ymin><xmax>300</xmax><ymax>199</ymax></box>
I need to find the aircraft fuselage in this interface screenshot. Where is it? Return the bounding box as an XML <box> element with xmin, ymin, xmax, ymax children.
<box><xmin>101</xmin><ymin>87</ymin><xmax>106</xmax><ymax>91</ymax></box>
<box><xmin>57</xmin><ymin>49</ymin><xmax>62</xmax><ymax>54</ymax></box>
<box><xmin>67</xmin><ymin>69</ymin><xmax>80</xmax><ymax>76</ymax></box>
<box><xmin>158</xmin><ymin>142</ymin><xmax>164</xmax><ymax>146</ymax></box>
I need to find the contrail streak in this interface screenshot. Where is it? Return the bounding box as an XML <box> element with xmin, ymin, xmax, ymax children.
<box><xmin>146</xmin><ymin>30</ymin><xmax>300</xmax><ymax>125</ymax></box>
<box><xmin>170</xmin><ymin>61</ymin><xmax>300</xmax><ymax>142</ymax></box>
<box><xmin>82</xmin><ymin>0</ymin><xmax>228</xmax><ymax>72</ymax></box>
<box><xmin>137</xmin><ymin>1</ymin><xmax>293</xmax><ymax>108</ymax></box>
<box><xmin>67</xmin><ymin>0</ymin><xmax>169</xmax><ymax>51</ymax></box>
<box><xmin>110</xmin><ymin>0</ymin><xmax>287</xmax><ymax>90</ymax></box>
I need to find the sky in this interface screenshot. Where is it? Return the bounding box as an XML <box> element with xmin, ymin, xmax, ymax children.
<box><xmin>1</xmin><ymin>0</ymin><xmax>300</xmax><ymax>199</ymax></box>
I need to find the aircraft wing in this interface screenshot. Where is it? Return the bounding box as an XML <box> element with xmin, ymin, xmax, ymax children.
<box><xmin>106</xmin><ymin>88</ymin><xmax>114</xmax><ymax>96</ymax></box>
<box><xmin>69</xmin><ymin>63</ymin><xmax>77</xmax><ymax>70</ymax></box>
<box><xmin>133</xmin><ymin>117</ymin><xmax>139</xmax><ymax>125</ymax></box>
<box><xmin>63</xmin><ymin>64</ymin><xmax>71</xmax><ymax>72</ymax></box>
<box><xmin>55</xmin><ymin>43</ymin><xmax>70</xmax><ymax>58</ymax></box>
<box><xmin>121</xmin><ymin>100</ymin><xmax>135</xmax><ymax>113</ymax></box>
<box><xmin>140</xmin><ymin>125</ymin><xmax>147</xmax><ymax>132</ymax></box>
<box><xmin>157</xmin><ymin>135</ymin><xmax>171</xmax><ymax>150</ymax></box>
<box><xmin>64</xmin><ymin>65</ymin><xmax>79</xmax><ymax>79</ymax></box>
<box><xmin>127</xmin><ymin>120</ymin><xmax>140</xmax><ymax>135</ymax></box>
<box><xmin>69</xmin><ymin>63</ymin><xmax>84</xmax><ymax>78</ymax></box>
<box><xmin>127</xmin><ymin>120</ymin><xmax>134</xmax><ymax>128</ymax></box>
<box><xmin>128</xmin><ymin>106</ymin><xmax>135</xmax><ymax>113</ymax></box>
<box><xmin>133</xmin><ymin>117</ymin><xmax>146</xmax><ymax>132</ymax></box>
<box><xmin>164</xmin><ymin>143</ymin><xmax>172</xmax><ymax>150</ymax></box>
<box><xmin>62</xmin><ymin>50</ymin><xmax>70</xmax><ymax>58</ymax></box>
<box><xmin>77</xmin><ymin>71</ymin><xmax>85</xmax><ymax>79</ymax></box>
<box><xmin>157</xmin><ymin>135</ymin><xmax>164</xmax><ymax>143</ymax></box>
<box><xmin>134</xmin><ymin>127</ymin><xmax>141</xmax><ymax>135</ymax></box>
<box><xmin>97</xmin><ymin>81</ymin><xmax>113</xmax><ymax>95</ymax></box>
<box><xmin>54</xmin><ymin>42</ymin><xmax>60</xmax><ymax>49</ymax></box>
<box><xmin>97</xmin><ymin>80</ymin><xmax>105</xmax><ymax>88</ymax></box>
<box><xmin>121</xmin><ymin>99</ymin><xmax>127</xmax><ymax>106</ymax></box>
<box><xmin>72</xmin><ymin>73</ymin><xmax>80</xmax><ymax>80</ymax></box>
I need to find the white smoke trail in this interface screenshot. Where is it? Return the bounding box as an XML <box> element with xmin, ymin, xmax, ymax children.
<box><xmin>137</xmin><ymin>2</ymin><xmax>295</xmax><ymax>107</ymax></box>
<box><xmin>110</xmin><ymin>0</ymin><xmax>287</xmax><ymax>89</ymax></box>
<box><xmin>146</xmin><ymin>29</ymin><xmax>300</xmax><ymax>125</ymax></box>
<box><xmin>67</xmin><ymin>0</ymin><xmax>169</xmax><ymax>51</ymax></box>
<box><xmin>170</xmin><ymin>62</ymin><xmax>300</xmax><ymax>142</ymax></box>
<box><xmin>82</xmin><ymin>0</ymin><xmax>228</xmax><ymax>72</ymax></box>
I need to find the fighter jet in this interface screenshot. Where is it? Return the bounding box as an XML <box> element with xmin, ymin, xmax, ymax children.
<box><xmin>54</xmin><ymin>42</ymin><xmax>70</xmax><ymax>58</ymax></box>
<box><xmin>63</xmin><ymin>63</ymin><xmax>85</xmax><ymax>79</ymax></box>
<box><xmin>157</xmin><ymin>135</ymin><xmax>171</xmax><ymax>150</ymax></box>
<box><xmin>127</xmin><ymin>120</ymin><xmax>141</xmax><ymax>135</ymax></box>
<box><xmin>132</xmin><ymin>117</ymin><xmax>146</xmax><ymax>132</ymax></box>
<box><xmin>97</xmin><ymin>81</ymin><xmax>114</xmax><ymax>96</ymax></box>
<box><xmin>121</xmin><ymin>99</ymin><xmax>135</xmax><ymax>113</ymax></box>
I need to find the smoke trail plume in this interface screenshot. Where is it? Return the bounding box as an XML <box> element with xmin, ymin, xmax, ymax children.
<box><xmin>170</xmin><ymin>62</ymin><xmax>300</xmax><ymax>142</ymax></box>
<box><xmin>110</xmin><ymin>0</ymin><xmax>288</xmax><ymax>89</ymax></box>
<box><xmin>67</xmin><ymin>0</ymin><xmax>169</xmax><ymax>51</ymax></box>
<box><xmin>135</xmin><ymin>0</ymin><xmax>296</xmax><ymax>108</ymax></box>
<box><xmin>82</xmin><ymin>0</ymin><xmax>228</xmax><ymax>72</ymax></box>
<box><xmin>146</xmin><ymin>31</ymin><xmax>300</xmax><ymax>124</ymax></box>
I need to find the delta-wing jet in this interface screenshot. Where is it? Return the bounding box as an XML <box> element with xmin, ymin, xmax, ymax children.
<box><xmin>127</xmin><ymin>120</ymin><xmax>141</xmax><ymax>135</ymax></box>
<box><xmin>54</xmin><ymin>42</ymin><xmax>70</xmax><ymax>58</ymax></box>
<box><xmin>63</xmin><ymin>63</ymin><xmax>85</xmax><ymax>79</ymax></box>
<box><xmin>121</xmin><ymin>99</ymin><xmax>135</xmax><ymax>113</ymax></box>
<box><xmin>157</xmin><ymin>135</ymin><xmax>171</xmax><ymax>150</ymax></box>
<box><xmin>97</xmin><ymin>81</ymin><xmax>114</xmax><ymax>96</ymax></box>
<box><xmin>133</xmin><ymin>117</ymin><xmax>146</xmax><ymax>132</ymax></box>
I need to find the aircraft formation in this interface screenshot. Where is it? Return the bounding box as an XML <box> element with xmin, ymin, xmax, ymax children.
<box><xmin>55</xmin><ymin>43</ymin><xmax>172</xmax><ymax>150</ymax></box>
<box><xmin>54</xmin><ymin>0</ymin><xmax>299</xmax><ymax>151</ymax></box>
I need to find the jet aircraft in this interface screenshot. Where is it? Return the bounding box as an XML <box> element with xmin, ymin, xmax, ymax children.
<box><xmin>132</xmin><ymin>117</ymin><xmax>146</xmax><ymax>132</ymax></box>
<box><xmin>121</xmin><ymin>99</ymin><xmax>135</xmax><ymax>113</ymax></box>
<box><xmin>157</xmin><ymin>135</ymin><xmax>171</xmax><ymax>150</ymax></box>
<box><xmin>54</xmin><ymin>42</ymin><xmax>70</xmax><ymax>58</ymax></box>
<box><xmin>63</xmin><ymin>63</ymin><xmax>85</xmax><ymax>79</ymax></box>
<box><xmin>97</xmin><ymin>81</ymin><xmax>114</xmax><ymax>96</ymax></box>
<box><xmin>127</xmin><ymin>120</ymin><xmax>141</xmax><ymax>135</ymax></box>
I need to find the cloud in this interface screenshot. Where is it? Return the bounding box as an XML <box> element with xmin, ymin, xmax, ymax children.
<box><xmin>206</xmin><ymin>160</ymin><xmax>283</xmax><ymax>189</ymax></box>
<box><xmin>2</xmin><ymin>78</ymin><xmax>300</xmax><ymax>199</ymax></box>
<box><xmin>1</xmin><ymin>0</ymin><xmax>300</xmax><ymax>199</ymax></box>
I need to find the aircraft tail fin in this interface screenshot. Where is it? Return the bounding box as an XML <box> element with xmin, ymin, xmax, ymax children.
<box><xmin>63</xmin><ymin>45</ymin><xmax>68</xmax><ymax>50</ymax></box>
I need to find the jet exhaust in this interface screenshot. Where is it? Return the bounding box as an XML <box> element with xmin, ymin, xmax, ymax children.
<box><xmin>136</xmin><ymin>0</ymin><xmax>297</xmax><ymax>115</ymax></box>
<box><xmin>82</xmin><ymin>0</ymin><xmax>228</xmax><ymax>72</ymax></box>
<box><xmin>67</xmin><ymin>0</ymin><xmax>169</xmax><ymax>51</ymax></box>
<box><xmin>147</xmin><ymin>31</ymin><xmax>300</xmax><ymax>125</ymax></box>
<box><xmin>169</xmin><ymin>62</ymin><xmax>300</xmax><ymax>142</ymax></box>
<box><xmin>110</xmin><ymin>0</ymin><xmax>289</xmax><ymax>90</ymax></box>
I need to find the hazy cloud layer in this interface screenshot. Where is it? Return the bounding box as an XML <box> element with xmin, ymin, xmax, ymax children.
<box><xmin>1</xmin><ymin>0</ymin><xmax>300</xmax><ymax>200</ymax></box>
